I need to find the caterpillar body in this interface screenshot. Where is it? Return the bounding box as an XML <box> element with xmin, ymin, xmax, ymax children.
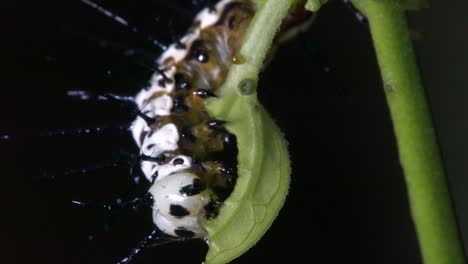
<box><xmin>131</xmin><ymin>0</ymin><xmax>254</xmax><ymax>239</ymax></box>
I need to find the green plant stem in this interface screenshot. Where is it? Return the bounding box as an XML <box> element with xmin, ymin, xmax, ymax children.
<box><xmin>351</xmin><ymin>1</ymin><xmax>466</xmax><ymax>263</ymax></box>
<box><xmin>218</xmin><ymin>0</ymin><xmax>294</xmax><ymax>99</ymax></box>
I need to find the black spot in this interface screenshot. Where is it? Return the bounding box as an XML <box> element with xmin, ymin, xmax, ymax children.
<box><xmin>146</xmin><ymin>144</ymin><xmax>155</xmax><ymax>150</ymax></box>
<box><xmin>142</xmin><ymin>82</ymin><xmax>151</xmax><ymax>91</ymax></box>
<box><xmin>207</xmin><ymin>120</ymin><xmax>226</xmax><ymax>129</ymax></box>
<box><xmin>190</xmin><ymin>40</ymin><xmax>209</xmax><ymax>63</ymax></box>
<box><xmin>156</xmin><ymin>74</ymin><xmax>173</xmax><ymax>87</ymax></box>
<box><xmin>173</xmin><ymin>158</ymin><xmax>184</xmax><ymax>165</ymax></box>
<box><xmin>170</xmin><ymin>204</ymin><xmax>190</xmax><ymax>217</ymax></box>
<box><xmin>137</xmin><ymin>111</ymin><xmax>156</xmax><ymax>126</ymax></box>
<box><xmin>172</xmin><ymin>95</ymin><xmax>188</xmax><ymax>111</ymax></box>
<box><xmin>174</xmin><ymin>228</ymin><xmax>195</xmax><ymax>238</ymax></box>
<box><xmin>195</xmin><ymin>50</ymin><xmax>209</xmax><ymax>63</ymax></box>
<box><xmin>222</xmin><ymin>133</ymin><xmax>236</xmax><ymax>145</ymax></box>
<box><xmin>151</xmin><ymin>171</ymin><xmax>158</xmax><ymax>184</ymax></box>
<box><xmin>220</xmin><ymin>166</ymin><xmax>235</xmax><ymax>176</ymax></box>
<box><xmin>207</xmin><ymin>3</ymin><xmax>216</xmax><ymax>13</ymax></box>
<box><xmin>204</xmin><ymin>200</ymin><xmax>219</xmax><ymax>219</ymax></box>
<box><xmin>158</xmin><ymin>78</ymin><xmax>166</xmax><ymax>87</ymax></box>
<box><xmin>143</xmin><ymin>154</ymin><xmax>166</xmax><ymax>164</ymax></box>
<box><xmin>220</xmin><ymin>167</ymin><xmax>237</xmax><ymax>188</ymax></box>
<box><xmin>154</xmin><ymin>67</ymin><xmax>172</xmax><ymax>85</ymax></box>
<box><xmin>193</xmin><ymin>89</ymin><xmax>216</xmax><ymax>98</ymax></box>
<box><xmin>191</xmin><ymin>158</ymin><xmax>203</xmax><ymax>169</ymax></box>
<box><xmin>180</xmin><ymin>178</ymin><xmax>206</xmax><ymax>196</ymax></box>
<box><xmin>179</xmin><ymin>126</ymin><xmax>196</xmax><ymax>143</ymax></box>
<box><xmin>174</xmin><ymin>73</ymin><xmax>191</xmax><ymax>90</ymax></box>
<box><xmin>142</xmin><ymin>193</ymin><xmax>154</xmax><ymax>207</ymax></box>
<box><xmin>155</xmin><ymin>154</ymin><xmax>166</xmax><ymax>164</ymax></box>
<box><xmin>213</xmin><ymin>186</ymin><xmax>232</xmax><ymax>201</ymax></box>
<box><xmin>228</xmin><ymin>16</ymin><xmax>236</xmax><ymax>29</ymax></box>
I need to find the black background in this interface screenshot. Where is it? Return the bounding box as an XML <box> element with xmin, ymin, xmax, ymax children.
<box><xmin>2</xmin><ymin>0</ymin><xmax>462</xmax><ymax>263</ymax></box>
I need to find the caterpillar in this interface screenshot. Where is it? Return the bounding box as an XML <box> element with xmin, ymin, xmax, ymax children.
<box><xmin>131</xmin><ymin>0</ymin><xmax>255</xmax><ymax>239</ymax></box>
<box><xmin>120</xmin><ymin>0</ymin><xmax>312</xmax><ymax>262</ymax></box>
<box><xmin>2</xmin><ymin>0</ymin><xmax>310</xmax><ymax>263</ymax></box>
<box><xmin>75</xmin><ymin>0</ymin><xmax>312</xmax><ymax>263</ymax></box>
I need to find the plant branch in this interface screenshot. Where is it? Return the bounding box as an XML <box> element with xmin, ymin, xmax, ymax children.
<box><xmin>351</xmin><ymin>1</ymin><xmax>466</xmax><ymax>263</ymax></box>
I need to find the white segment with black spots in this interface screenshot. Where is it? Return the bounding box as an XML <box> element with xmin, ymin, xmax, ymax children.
<box><xmin>149</xmin><ymin>172</ymin><xmax>210</xmax><ymax>237</ymax></box>
<box><xmin>141</xmin><ymin>123</ymin><xmax>179</xmax><ymax>157</ymax></box>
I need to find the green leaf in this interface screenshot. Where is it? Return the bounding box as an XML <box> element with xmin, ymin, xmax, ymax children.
<box><xmin>305</xmin><ymin>0</ymin><xmax>329</xmax><ymax>12</ymax></box>
<box><xmin>202</xmin><ymin>0</ymin><xmax>295</xmax><ymax>263</ymax></box>
<box><xmin>205</xmin><ymin>94</ymin><xmax>290</xmax><ymax>264</ymax></box>
<box><xmin>350</xmin><ymin>0</ymin><xmax>429</xmax><ymax>13</ymax></box>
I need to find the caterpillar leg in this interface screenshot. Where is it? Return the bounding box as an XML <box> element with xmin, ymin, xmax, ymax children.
<box><xmin>116</xmin><ymin>227</ymin><xmax>192</xmax><ymax>264</ymax></box>
<box><xmin>116</xmin><ymin>228</ymin><xmax>159</xmax><ymax>264</ymax></box>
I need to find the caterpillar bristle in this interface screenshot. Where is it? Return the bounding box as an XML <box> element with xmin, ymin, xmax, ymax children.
<box><xmin>99</xmin><ymin>93</ymin><xmax>157</xmax><ymax>125</ymax></box>
<box><xmin>0</xmin><ymin>124</ymin><xmax>130</xmax><ymax>144</ymax></box>
<box><xmin>154</xmin><ymin>67</ymin><xmax>172</xmax><ymax>83</ymax></box>
<box><xmin>80</xmin><ymin>0</ymin><xmax>129</xmax><ymax>27</ymax></box>
<box><xmin>207</xmin><ymin>119</ymin><xmax>227</xmax><ymax>129</ymax></box>
<box><xmin>117</xmin><ymin>228</ymin><xmax>192</xmax><ymax>264</ymax></box>
<box><xmin>72</xmin><ymin>193</ymin><xmax>153</xmax><ymax>212</ymax></box>
<box><xmin>79</xmin><ymin>0</ymin><xmax>168</xmax><ymax>51</ymax></box>
<box><xmin>169</xmin><ymin>19</ymin><xmax>187</xmax><ymax>50</ymax></box>
<box><xmin>193</xmin><ymin>88</ymin><xmax>216</xmax><ymax>98</ymax></box>
<box><xmin>141</xmin><ymin>153</ymin><xmax>167</xmax><ymax>165</ymax></box>
<box><xmin>62</xmin><ymin>29</ymin><xmax>161</xmax><ymax>72</ymax></box>
<box><xmin>116</xmin><ymin>228</ymin><xmax>157</xmax><ymax>264</ymax></box>
<box><xmin>42</xmin><ymin>159</ymin><xmax>128</xmax><ymax>181</ymax></box>
<box><xmin>66</xmin><ymin>90</ymin><xmax>135</xmax><ymax>102</ymax></box>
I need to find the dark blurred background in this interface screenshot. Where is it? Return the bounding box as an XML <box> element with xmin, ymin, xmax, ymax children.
<box><xmin>1</xmin><ymin>0</ymin><xmax>466</xmax><ymax>263</ymax></box>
